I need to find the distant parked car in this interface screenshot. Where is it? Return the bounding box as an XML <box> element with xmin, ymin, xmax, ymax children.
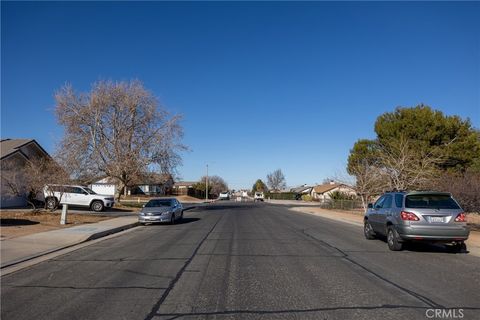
<box><xmin>254</xmin><ymin>192</ymin><xmax>264</xmax><ymax>202</ymax></box>
<box><xmin>364</xmin><ymin>191</ymin><xmax>469</xmax><ymax>252</ymax></box>
<box><xmin>138</xmin><ymin>198</ymin><xmax>183</xmax><ymax>225</ymax></box>
<box><xmin>43</xmin><ymin>185</ymin><xmax>115</xmax><ymax>212</ymax></box>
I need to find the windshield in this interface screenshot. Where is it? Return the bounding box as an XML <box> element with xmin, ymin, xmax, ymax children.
<box><xmin>405</xmin><ymin>194</ymin><xmax>460</xmax><ymax>209</ymax></box>
<box><xmin>145</xmin><ymin>199</ymin><xmax>173</xmax><ymax>208</ymax></box>
<box><xmin>83</xmin><ymin>187</ymin><xmax>97</xmax><ymax>195</ymax></box>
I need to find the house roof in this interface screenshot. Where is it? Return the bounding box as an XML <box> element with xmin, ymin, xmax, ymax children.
<box><xmin>0</xmin><ymin>139</ymin><xmax>49</xmax><ymax>160</ymax></box>
<box><xmin>174</xmin><ymin>181</ymin><xmax>197</xmax><ymax>187</ymax></box>
<box><xmin>291</xmin><ymin>185</ymin><xmax>312</xmax><ymax>193</ymax></box>
<box><xmin>313</xmin><ymin>183</ymin><xmax>344</xmax><ymax>194</ymax></box>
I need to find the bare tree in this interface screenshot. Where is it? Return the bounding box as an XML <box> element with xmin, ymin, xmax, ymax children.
<box><xmin>378</xmin><ymin>136</ymin><xmax>444</xmax><ymax>190</ymax></box>
<box><xmin>195</xmin><ymin>175</ymin><xmax>228</xmax><ymax>198</ymax></box>
<box><xmin>54</xmin><ymin>80</ymin><xmax>186</xmax><ymax>200</ymax></box>
<box><xmin>1</xmin><ymin>157</ymin><xmax>69</xmax><ymax>211</ymax></box>
<box><xmin>267</xmin><ymin>169</ymin><xmax>286</xmax><ymax>191</ymax></box>
<box><xmin>429</xmin><ymin>170</ymin><xmax>480</xmax><ymax>213</ymax></box>
<box><xmin>348</xmin><ymin>160</ymin><xmax>389</xmax><ymax>210</ymax></box>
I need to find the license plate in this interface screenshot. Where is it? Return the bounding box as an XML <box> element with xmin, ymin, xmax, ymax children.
<box><xmin>429</xmin><ymin>217</ymin><xmax>444</xmax><ymax>223</ymax></box>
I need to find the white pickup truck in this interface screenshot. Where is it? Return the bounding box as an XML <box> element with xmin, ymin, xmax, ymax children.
<box><xmin>254</xmin><ymin>192</ymin><xmax>264</xmax><ymax>202</ymax></box>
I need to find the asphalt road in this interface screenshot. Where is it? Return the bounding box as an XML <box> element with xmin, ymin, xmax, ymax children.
<box><xmin>2</xmin><ymin>203</ymin><xmax>479</xmax><ymax>320</ymax></box>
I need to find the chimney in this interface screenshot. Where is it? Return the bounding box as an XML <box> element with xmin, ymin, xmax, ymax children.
<box><xmin>329</xmin><ymin>180</ymin><xmax>335</xmax><ymax>185</ymax></box>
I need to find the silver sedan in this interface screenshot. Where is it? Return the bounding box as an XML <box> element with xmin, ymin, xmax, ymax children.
<box><xmin>138</xmin><ymin>198</ymin><xmax>183</xmax><ymax>225</ymax></box>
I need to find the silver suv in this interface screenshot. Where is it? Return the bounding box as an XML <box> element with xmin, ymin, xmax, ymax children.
<box><xmin>364</xmin><ymin>191</ymin><xmax>469</xmax><ymax>252</ymax></box>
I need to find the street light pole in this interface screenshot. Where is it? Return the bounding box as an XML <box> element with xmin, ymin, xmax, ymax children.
<box><xmin>206</xmin><ymin>164</ymin><xmax>209</xmax><ymax>202</ymax></box>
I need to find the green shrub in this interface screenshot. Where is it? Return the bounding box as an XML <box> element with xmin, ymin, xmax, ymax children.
<box><xmin>264</xmin><ymin>192</ymin><xmax>297</xmax><ymax>200</ymax></box>
<box><xmin>301</xmin><ymin>194</ymin><xmax>312</xmax><ymax>201</ymax></box>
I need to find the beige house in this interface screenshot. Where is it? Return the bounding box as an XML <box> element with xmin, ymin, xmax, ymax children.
<box><xmin>1</xmin><ymin>139</ymin><xmax>50</xmax><ymax>208</ymax></box>
<box><xmin>310</xmin><ymin>181</ymin><xmax>357</xmax><ymax>202</ymax></box>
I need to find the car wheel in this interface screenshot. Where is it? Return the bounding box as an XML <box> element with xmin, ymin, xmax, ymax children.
<box><xmin>364</xmin><ymin>220</ymin><xmax>376</xmax><ymax>240</ymax></box>
<box><xmin>171</xmin><ymin>213</ymin><xmax>175</xmax><ymax>225</ymax></box>
<box><xmin>46</xmin><ymin>197</ymin><xmax>58</xmax><ymax>210</ymax></box>
<box><xmin>449</xmin><ymin>242</ymin><xmax>467</xmax><ymax>253</ymax></box>
<box><xmin>387</xmin><ymin>227</ymin><xmax>403</xmax><ymax>251</ymax></box>
<box><xmin>91</xmin><ymin>200</ymin><xmax>104</xmax><ymax>212</ymax></box>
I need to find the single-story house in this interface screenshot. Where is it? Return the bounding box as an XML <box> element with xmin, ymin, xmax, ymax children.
<box><xmin>90</xmin><ymin>173</ymin><xmax>175</xmax><ymax>197</ymax></box>
<box><xmin>310</xmin><ymin>181</ymin><xmax>357</xmax><ymax>202</ymax></box>
<box><xmin>89</xmin><ymin>176</ymin><xmax>117</xmax><ymax>196</ymax></box>
<box><xmin>172</xmin><ymin>181</ymin><xmax>197</xmax><ymax>196</ymax></box>
<box><xmin>130</xmin><ymin>173</ymin><xmax>174</xmax><ymax>196</ymax></box>
<box><xmin>1</xmin><ymin>139</ymin><xmax>50</xmax><ymax>208</ymax></box>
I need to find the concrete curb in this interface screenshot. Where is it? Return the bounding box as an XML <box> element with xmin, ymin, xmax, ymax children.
<box><xmin>85</xmin><ymin>222</ymin><xmax>139</xmax><ymax>241</ymax></box>
<box><xmin>1</xmin><ymin>222</ymin><xmax>139</xmax><ymax>270</ymax></box>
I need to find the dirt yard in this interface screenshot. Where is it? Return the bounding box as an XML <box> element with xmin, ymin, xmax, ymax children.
<box><xmin>0</xmin><ymin>210</ymin><xmax>111</xmax><ymax>240</ymax></box>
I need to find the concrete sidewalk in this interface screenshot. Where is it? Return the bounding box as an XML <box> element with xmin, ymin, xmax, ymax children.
<box><xmin>290</xmin><ymin>206</ymin><xmax>480</xmax><ymax>257</ymax></box>
<box><xmin>1</xmin><ymin>216</ymin><xmax>138</xmax><ymax>269</ymax></box>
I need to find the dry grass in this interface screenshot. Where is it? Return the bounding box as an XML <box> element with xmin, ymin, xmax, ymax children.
<box><xmin>0</xmin><ymin>209</ymin><xmax>111</xmax><ymax>240</ymax></box>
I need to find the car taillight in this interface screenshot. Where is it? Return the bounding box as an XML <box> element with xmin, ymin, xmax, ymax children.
<box><xmin>454</xmin><ymin>213</ymin><xmax>466</xmax><ymax>222</ymax></box>
<box><xmin>400</xmin><ymin>211</ymin><xmax>420</xmax><ymax>221</ymax></box>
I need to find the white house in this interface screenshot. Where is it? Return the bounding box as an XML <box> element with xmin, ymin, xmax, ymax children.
<box><xmin>90</xmin><ymin>173</ymin><xmax>175</xmax><ymax>197</ymax></box>
<box><xmin>310</xmin><ymin>181</ymin><xmax>357</xmax><ymax>202</ymax></box>
<box><xmin>0</xmin><ymin>139</ymin><xmax>50</xmax><ymax>208</ymax></box>
<box><xmin>89</xmin><ymin>177</ymin><xmax>117</xmax><ymax>196</ymax></box>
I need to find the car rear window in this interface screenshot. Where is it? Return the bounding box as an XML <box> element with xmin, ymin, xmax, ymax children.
<box><xmin>405</xmin><ymin>194</ymin><xmax>460</xmax><ymax>209</ymax></box>
<box><xmin>145</xmin><ymin>200</ymin><xmax>173</xmax><ymax>207</ymax></box>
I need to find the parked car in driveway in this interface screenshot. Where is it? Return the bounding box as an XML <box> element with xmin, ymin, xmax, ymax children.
<box><xmin>43</xmin><ymin>184</ymin><xmax>115</xmax><ymax>212</ymax></box>
<box><xmin>364</xmin><ymin>191</ymin><xmax>469</xmax><ymax>252</ymax></box>
<box><xmin>138</xmin><ymin>198</ymin><xmax>183</xmax><ymax>225</ymax></box>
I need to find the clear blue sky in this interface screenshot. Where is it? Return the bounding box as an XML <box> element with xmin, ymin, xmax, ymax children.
<box><xmin>2</xmin><ymin>1</ymin><xmax>479</xmax><ymax>190</ymax></box>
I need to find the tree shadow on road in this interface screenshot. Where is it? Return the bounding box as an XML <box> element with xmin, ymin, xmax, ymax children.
<box><xmin>176</xmin><ymin>217</ymin><xmax>200</xmax><ymax>224</ymax></box>
<box><xmin>144</xmin><ymin>218</ymin><xmax>201</xmax><ymax>226</ymax></box>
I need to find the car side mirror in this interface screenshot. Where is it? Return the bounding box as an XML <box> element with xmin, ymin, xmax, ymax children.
<box><xmin>367</xmin><ymin>203</ymin><xmax>373</xmax><ymax>209</ymax></box>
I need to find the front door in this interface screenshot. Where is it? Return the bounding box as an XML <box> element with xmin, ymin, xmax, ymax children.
<box><xmin>377</xmin><ymin>194</ymin><xmax>393</xmax><ymax>235</ymax></box>
<box><xmin>370</xmin><ymin>195</ymin><xmax>386</xmax><ymax>233</ymax></box>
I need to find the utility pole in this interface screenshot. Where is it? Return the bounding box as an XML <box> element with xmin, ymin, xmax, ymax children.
<box><xmin>206</xmin><ymin>164</ymin><xmax>209</xmax><ymax>202</ymax></box>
